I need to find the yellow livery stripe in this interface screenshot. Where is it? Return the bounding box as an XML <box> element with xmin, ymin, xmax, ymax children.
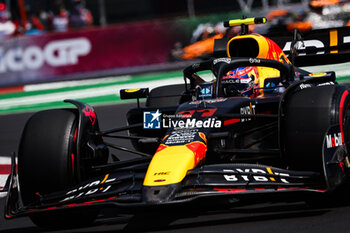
<box><xmin>224</xmin><ymin>17</ymin><xmax>267</xmax><ymax>27</ymax></box>
<box><xmin>101</xmin><ymin>174</ymin><xmax>109</xmax><ymax>184</ymax></box>
<box><xmin>143</xmin><ymin>145</ymin><xmax>196</xmax><ymax>186</ymax></box>
<box><xmin>330</xmin><ymin>29</ymin><xmax>338</xmax><ymax>54</ymax></box>
<box><xmin>266</xmin><ymin>167</ymin><xmax>276</xmax><ymax>182</ymax></box>
<box><xmin>266</xmin><ymin>167</ymin><xmax>273</xmax><ymax>174</ymax></box>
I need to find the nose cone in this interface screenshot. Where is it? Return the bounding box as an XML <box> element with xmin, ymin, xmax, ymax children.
<box><xmin>142</xmin><ymin>141</ymin><xmax>207</xmax><ymax>203</ymax></box>
<box><xmin>143</xmin><ymin>145</ymin><xmax>197</xmax><ymax>186</ymax></box>
<box><xmin>142</xmin><ymin>183</ymin><xmax>181</xmax><ymax>203</ymax></box>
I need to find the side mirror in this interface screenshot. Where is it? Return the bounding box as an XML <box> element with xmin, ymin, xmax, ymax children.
<box><xmin>120</xmin><ymin>88</ymin><xmax>149</xmax><ymax>100</ymax></box>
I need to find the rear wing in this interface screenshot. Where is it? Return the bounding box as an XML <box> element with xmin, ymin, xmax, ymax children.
<box><xmin>214</xmin><ymin>26</ymin><xmax>350</xmax><ymax>67</ymax></box>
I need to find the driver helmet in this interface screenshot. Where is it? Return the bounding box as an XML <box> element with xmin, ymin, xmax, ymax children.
<box><xmin>222</xmin><ymin>67</ymin><xmax>258</xmax><ymax>97</ymax></box>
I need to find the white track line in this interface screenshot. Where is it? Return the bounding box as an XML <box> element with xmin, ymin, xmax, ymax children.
<box><xmin>24</xmin><ymin>75</ymin><xmax>132</xmax><ymax>92</ymax></box>
<box><xmin>0</xmin><ymin>156</ymin><xmax>10</xmax><ymax>164</ymax></box>
<box><xmin>3</xmin><ymin>62</ymin><xmax>350</xmax><ymax>110</ymax></box>
<box><xmin>304</xmin><ymin>62</ymin><xmax>350</xmax><ymax>77</ymax></box>
<box><xmin>13</xmin><ymin>62</ymin><xmax>350</xmax><ymax>93</ymax></box>
<box><xmin>0</xmin><ymin>174</ymin><xmax>8</xmax><ymax>186</ymax></box>
<box><xmin>0</xmin><ymin>77</ymin><xmax>183</xmax><ymax>110</ymax></box>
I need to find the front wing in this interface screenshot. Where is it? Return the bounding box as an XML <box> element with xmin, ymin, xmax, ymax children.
<box><xmin>5</xmin><ymin>154</ymin><xmax>327</xmax><ymax>219</ymax></box>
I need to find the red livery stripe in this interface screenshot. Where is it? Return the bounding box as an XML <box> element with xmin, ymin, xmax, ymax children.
<box><xmin>0</xmin><ymin>165</ymin><xmax>11</xmax><ymax>174</ymax></box>
<box><xmin>0</xmin><ymin>86</ymin><xmax>24</xmax><ymax>94</ymax></box>
<box><xmin>339</xmin><ymin>90</ymin><xmax>349</xmax><ymax>144</ymax></box>
<box><xmin>214</xmin><ymin>188</ymin><xmax>246</xmax><ymax>193</ymax></box>
<box><xmin>223</xmin><ymin>118</ymin><xmax>240</xmax><ymax>126</ymax></box>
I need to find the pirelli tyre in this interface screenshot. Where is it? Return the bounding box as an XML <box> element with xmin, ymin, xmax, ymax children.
<box><xmin>18</xmin><ymin>109</ymin><xmax>98</xmax><ymax>228</ymax></box>
<box><xmin>282</xmin><ymin>84</ymin><xmax>350</xmax><ymax>172</ymax></box>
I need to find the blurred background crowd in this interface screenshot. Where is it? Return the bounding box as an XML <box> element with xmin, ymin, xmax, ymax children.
<box><xmin>0</xmin><ymin>0</ymin><xmax>93</xmax><ymax>39</ymax></box>
<box><xmin>3</xmin><ymin>0</ymin><xmax>350</xmax><ymax>40</ymax></box>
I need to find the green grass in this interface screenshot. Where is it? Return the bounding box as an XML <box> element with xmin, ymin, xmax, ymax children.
<box><xmin>1</xmin><ymin>72</ymin><xmax>350</xmax><ymax>115</ymax></box>
<box><xmin>0</xmin><ymin>70</ymin><xmax>184</xmax><ymax>100</ymax></box>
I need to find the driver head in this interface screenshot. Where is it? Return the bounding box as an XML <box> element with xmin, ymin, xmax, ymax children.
<box><xmin>222</xmin><ymin>67</ymin><xmax>258</xmax><ymax>97</ymax></box>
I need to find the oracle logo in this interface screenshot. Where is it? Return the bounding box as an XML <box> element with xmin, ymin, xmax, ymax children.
<box><xmin>0</xmin><ymin>37</ymin><xmax>91</xmax><ymax>73</ymax></box>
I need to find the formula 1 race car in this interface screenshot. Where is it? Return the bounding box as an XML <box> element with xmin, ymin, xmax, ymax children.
<box><xmin>4</xmin><ymin>17</ymin><xmax>350</xmax><ymax>228</ymax></box>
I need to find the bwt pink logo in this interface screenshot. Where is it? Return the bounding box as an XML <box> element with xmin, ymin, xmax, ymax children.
<box><xmin>0</xmin><ymin>37</ymin><xmax>91</xmax><ymax>72</ymax></box>
<box><xmin>83</xmin><ymin>106</ymin><xmax>96</xmax><ymax>125</ymax></box>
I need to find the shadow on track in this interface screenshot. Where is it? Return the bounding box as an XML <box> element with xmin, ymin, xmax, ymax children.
<box><xmin>108</xmin><ymin>202</ymin><xmax>330</xmax><ymax>232</ymax></box>
<box><xmin>0</xmin><ymin>202</ymin><xmax>330</xmax><ymax>233</ymax></box>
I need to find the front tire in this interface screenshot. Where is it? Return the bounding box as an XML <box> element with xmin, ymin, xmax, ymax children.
<box><xmin>18</xmin><ymin>109</ymin><xmax>98</xmax><ymax>228</ymax></box>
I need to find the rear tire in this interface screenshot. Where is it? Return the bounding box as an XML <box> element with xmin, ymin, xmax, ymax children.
<box><xmin>18</xmin><ymin>109</ymin><xmax>98</xmax><ymax>228</ymax></box>
<box><xmin>282</xmin><ymin>85</ymin><xmax>350</xmax><ymax>172</ymax></box>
